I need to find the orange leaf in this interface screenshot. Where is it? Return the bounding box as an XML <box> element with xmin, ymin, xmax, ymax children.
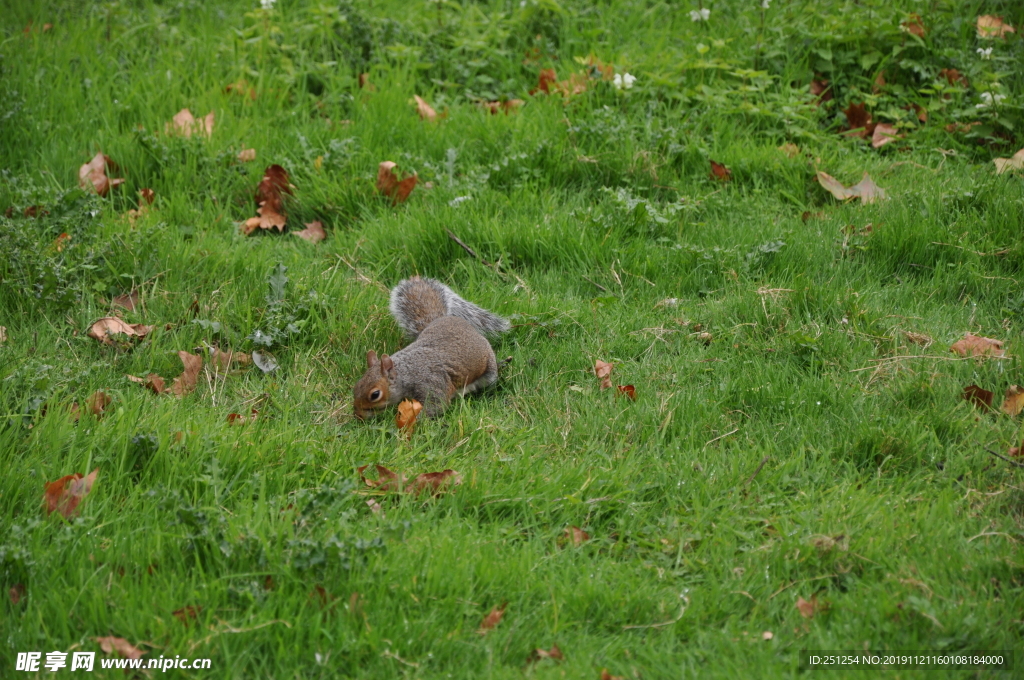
<box><xmin>376</xmin><ymin>161</ymin><xmax>418</xmax><ymax>204</ymax></box>
<box><xmin>709</xmin><ymin>160</ymin><xmax>731</xmax><ymax>181</ymax></box>
<box><xmin>901</xmin><ymin>14</ymin><xmax>926</xmax><ymax>38</ymax></box>
<box><xmin>242</xmin><ymin>164</ymin><xmax>291</xmax><ymax>234</ymax></box>
<box><xmin>408</xmin><ymin>469</ymin><xmax>462</xmax><ymax>495</ymax></box>
<box><xmin>600</xmin><ymin>670</ymin><xmax>625</xmax><ymax>680</ymax></box>
<box><xmin>293</xmin><ymin>220</ymin><xmax>326</xmax><ymax>244</ymax></box>
<box><xmin>564</xmin><ymin>526</ymin><xmax>590</xmax><ymax>546</ymax></box>
<box><xmin>950</xmin><ymin>333</ymin><xmax>1005</xmax><ymax>358</ymax></box>
<box><xmin>44</xmin><ymin>468</ymin><xmax>98</xmax><ymax>519</ymax></box>
<box><xmin>977</xmin><ymin>15</ymin><xmax>1015</xmax><ymax>39</ymax></box>
<box><xmin>413</xmin><ymin>95</ymin><xmax>438</xmax><ymax>121</ymax></box>
<box><xmin>617</xmin><ymin>384</ymin><xmax>636</xmax><ymax>401</ymax></box>
<box><xmin>532</xmin><ymin>68</ymin><xmax>558</xmax><ymax>94</ymax></box>
<box><xmin>1001</xmin><ymin>386</ymin><xmax>1024</xmax><ymax>416</ymax></box>
<box><xmin>94</xmin><ymin>636</ymin><xmax>145</xmax><ymax>660</ymax></box>
<box><xmin>939</xmin><ymin>68</ymin><xmax>968</xmax><ymax>87</ymax></box>
<box><xmin>169</xmin><ymin>351</ymin><xmax>203</xmax><ymax>397</ymax></box>
<box><xmin>172</xmin><ymin>605</ymin><xmax>201</xmax><ymax>625</ymax></box>
<box><xmin>594</xmin><ymin>360</ymin><xmax>613</xmax><ymax>390</ymax></box>
<box><xmin>478</xmin><ymin>603</ymin><xmax>506</xmax><ymax>634</ymax></box>
<box><xmin>78</xmin><ymin>153</ymin><xmax>124</xmax><ymax>197</ymax></box>
<box><xmin>85</xmin><ymin>390</ymin><xmax>111</xmax><ymax>417</ymax></box>
<box><xmin>963</xmin><ymin>384</ymin><xmax>994</xmax><ymax>410</ymax></box>
<box><xmin>396</xmin><ymin>399</ymin><xmax>423</xmax><ymax>435</ymax></box>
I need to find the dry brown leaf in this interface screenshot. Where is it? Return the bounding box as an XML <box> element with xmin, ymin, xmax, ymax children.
<box><xmin>796</xmin><ymin>594</ymin><xmax>818</xmax><ymax>619</ymax></box>
<box><xmin>413</xmin><ymin>95</ymin><xmax>438</xmax><ymax>121</ymax></box>
<box><xmin>23</xmin><ymin>205</ymin><xmax>49</xmax><ymax>218</ymax></box>
<box><xmin>310</xmin><ymin>585</ymin><xmax>336</xmax><ymax>610</ymax></box>
<box><xmin>532</xmin><ymin>68</ymin><xmax>558</xmax><ymax>95</ymax></box>
<box><xmin>1000</xmin><ymin>386</ymin><xmax>1024</xmax><ymax>416</ymax></box>
<box><xmin>166</xmin><ymin>108</ymin><xmax>214</xmax><ymax>138</ymax></box>
<box><xmin>816</xmin><ymin>172</ymin><xmax>887</xmax><ymax>204</ymax></box>
<box><xmin>617</xmin><ymin>384</ymin><xmax>637</xmax><ymax>401</ymax></box>
<box><xmin>127</xmin><ymin>373</ymin><xmax>167</xmax><ymax>394</ymax></box>
<box><xmin>709</xmin><ymin>160</ymin><xmax>731</xmax><ymax>181</ymax></box>
<box><xmin>1009</xmin><ymin>440</ymin><xmax>1024</xmax><ymax>458</ymax></box>
<box><xmin>564</xmin><ymin>526</ymin><xmax>590</xmax><ymax>547</ymax></box>
<box><xmin>376</xmin><ymin>161</ymin><xmax>418</xmax><ymax>204</ymax></box>
<box><xmin>85</xmin><ymin>390</ymin><xmax>111</xmax><ymax>417</ymax></box>
<box><xmin>0</xmin><ymin>326</ymin><xmax>8</xmax><ymax>344</ymax></box>
<box><xmin>227</xmin><ymin>409</ymin><xmax>258</xmax><ymax>424</ymax></box>
<box><xmin>778</xmin><ymin>143</ymin><xmax>800</xmax><ymax>158</ymax></box>
<box><xmin>762</xmin><ymin>631</ymin><xmax>774</xmax><ymax>640</ymax></box>
<box><xmin>357</xmin><ymin>464</ymin><xmax>461</xmax><ymax>496</ymax></box>
<box><xmin>977</xmin><ymin>15</ymin><xmax>1015</xmax><ymax>39</ymax></box>
<box><xmin>242</xmin><ymin>164</ymin><xmax>291</xmax><ymax>235</ymax></box>
<box><xmin>871</xmin><ymin>123</ymin><xmax>902</xmax><ymax>149</ymax></box>
<box><xmin>169</xmin><ymin>351</ymin><xmax>203</xmax><ymax>397</ymax></box>
<box><xmin>939</xmin><ymin>68</ymin><xmax>968</xmax><ymax>87</ymax></box>
<box><xmin>94</xmin><ymin>636</ymin><xmax>145</xmax><ymax>660</ymax></box>
<box><xmin>527</xmin><ymin>645</ymin><xmax>564</xmax><ymax>663</ymax></box>
<box><xmin>9</xmin><ymin>583</ymin><xmax>25</xmax><ymax>605</ymax></box>
<box><xmin>358</xmin><ymin>73</ymin><xmax>374</xmax><ymax>90</ymax></box>
<box><xmin>950</xmin><ymin>333</ymin><xmax>1005</xmax><ymax>358</ymax></box>
<box><xmin>238</xmin><ymin>148</ymin><xmax>257</xmax><ymax>162</ymax></box>
<box><xmin>809</xmin><ymin>78</ymin><xmax>832</xmax><ymax>105</ymax></box>
<box><xmin>87</xmin><ymin>317</ymin><xmax>154</xmax><ymax>345</ymax></box>
<box><xmin>396</xmin><ymin>399</ymin><xmax>423</xmax><ymax>435</ymax></box>
<box><xmin>293</xmin><ymin>220</ymin><xmax>326</xmax><ymax>244</ymax></box>
<box><xmin>901</xmin><ymin>14</ymin><xmax>926</xmax><ymax>38</ymax></box>
<box><xmin>994</xmin><ymin>149</ymin><xmax>1024</xmax><ymax>175</ymax></box>
<box><xmin>600</xmin><ymin>670</ymin><xmax>625</xmax><ymax>680</ymax></box>
<box><xmin>963</xmin><ymin>384</ymin><xmax>994</xmax><ymax>410</ymax></box>
<box><xmin>225</xmin><ymin>79</ymin><xmax>257</xmax><ymax>99</ymax></box>
<box><xmin>210</xmin><ymin>348</ymin><xmax>251</xmax><ymax>373</ymax></box>
<box><xmin>594</xmin><ymin>360</ymin><xmax>613</xmax><ymax>389</ymax></box>
<box><xmin>478</xmin><ymin>603</ymin><xmax>506</xmax><ymax>634</ymax></box>
<box><xmin>44</xmin><ymin>469</ymin><xmax>98</xmax><ymax>519</ymax></box>
<box><xmin>112</xmin><ymin>290</ymin><xmax>138</xmax><ymax>312</ymax></box>
<box><xmin>842</xmin><ymin>102</ymin><xmax>874</xmax><ymax>138</ymax></box>
<box><xmin>78</xmin><ymin>153</ymin><xmax>124</xmax><ymax>197</ymax></box>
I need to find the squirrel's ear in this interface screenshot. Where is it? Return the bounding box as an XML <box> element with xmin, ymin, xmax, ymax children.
<box><xmin>380</xmin><ymin>354</ymin><xmax>394</xmax><ymax>373</ymax></box>
<box><xmin>366</xmin><ymin>350</ymin><xmax>378</xmax><ymax>368</ymax></box>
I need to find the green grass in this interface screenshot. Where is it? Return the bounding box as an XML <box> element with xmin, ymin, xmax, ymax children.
<box><xmin>2</xmin><ymin>0</ymin><xmax>1023</xmax><ymax>678</ymax></box>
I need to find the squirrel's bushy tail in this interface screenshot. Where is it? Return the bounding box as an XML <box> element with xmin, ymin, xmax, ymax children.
<box><xmin>389</xmin><ymin>276</ymin><xmax>511</xmax><ymax>337</ymax></box>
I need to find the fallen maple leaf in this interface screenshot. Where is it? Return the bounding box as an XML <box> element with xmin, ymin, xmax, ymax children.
<box><xmin>23</xmin><ymin>205</ymin><xmax>48</xmax><ymax>218</ymax></box>
<box><xmin>78</xmin><ymin>153</ymin><xmax>124</xmax><ymax>197</ymax></box>
<box><xmin>480</xmin><ymin>99</ymin><xmax>524</xmax><ymax>115</ymax></box>
<box><xmin>169</xmin><ymin>351</ymin><xmax>203</xmax><ymax>397</ymax></box>
<box><xmin>977</xmin><ymin>15</ymin><xmax>1015</xmax><ymax>39</ymax></box>
<box><xmin>396</xmin><ymin>399</ymin><xmax>423</xmax><ymax>435</ymax></box>
<box><xmin>227</xmin><ymin>409</ymin><xmax>259</xmax><ymax>424</ymax></box>
<box><xmin>293</xmin><ymin>220</ymin><xmax>326</xmax><ymax>244</ymax></box>
<box><xmin>413</xmin><ymin>95</ymin><xmax>438</xmax><ymax>121</ymax></box>
<box><xmin>594</xmin><ymin>360</ymin><xmax>613</xmax><ymax>389</ymax></box>
<box><xmin>242</xmin><ymin>164</ymin><xmax>291</xmax><ymax>235</ymax></box>
<box><xmin>532</xmin><ymin>68</ymin><xmax>558</xmax><ymax>95</ymax></box>
<box><xmin>9</xmin><ymin>583</ymin><xmax>25</xmax><ymax>605</ymax></box>
<box><xmin>210</xmin><ymin>348</ymin><xmax>251</xmax><ymax>373</ymax></box>
<box><xmin>778</xmin><ymin>143</ymin><xmax>800</xmax><ymax>158</ymax></box>
<box><xmin>600</xmin><ymin>670</ymin><xmax>625</xmax><ymax>680</ymax></box>
<box><xmin>963</xmin><ymin>384</ymin><xmax>994</xmax><ymax>410</ymax></box>
<box><xmin>127</xmin><ymin>373</ymin><xmax>167</xmax><ymax>394</ymax></box>
<box><xmin>172</xmin><ymin>605</ymin><xmax>201</xmax><ymax>625</ymax></box>
<box><xmin>478</xmin><ymin>603</ymin><xmax>506</xmax><ymax>634</ymax></box>
<box><xmin>112</xmin><ymin>290</ymin><xmax>138</xmax><ymax>311</ymax></box>
<box><xmin>376</xmin><ymin>161</ymin><xmax>418</xmax><ymax>204</ymax></box>
<box><xmin>709</xmin><ymin>160</ymin><xmax>731</xmax><ymax>181</ymax></box>
<box><xmin>166</xmin><ymin>108</ymin><xmax>214</xmax><ymax>138</ymax></box>
<box><xmin>816</xmin><ymin>172</ymin><xmax>887</xmax><ymax>204</ymax></box>
<box><xmin>563</xmin><ymin>526</ymin><xmax>590</xmax><ymax>547</ymax></box>
<box><xmin>87</xmin><ymin>317</ymin><xmax>154</xmax><ymax>345</ymax></box>
<box><xmin>809</xmin><ymin>78</ymin><xmax>832</xmax><ymax>105</ymax></box>
<box><xmin>1001</xmin><ymin>386</ymin><xmax>1024</xmax><ymax>416</ymax></box>
<box><xmin>44</xmin><ymin>468</ymin><xmax>98</xmax><ymax>519</ymax></box>
<box><xmin>94</xmin><ymin>636</ymin><xmax>145</xmax><ymax>660</ymax></box>
<box><xmin>994</xmin><ymin>149</ymin><xmax>1024</xmax><ymax>175</ymax></box>
<box><xmin>796</xmin><ymin>594</ymin><xmax>818</xmax><ymax>619</ymax></box>
<box><xmin>357</xmin><ymin>464</ymin><xmax>461</xmax><ymax>495</ymax></box>
<box><xmin>950</xmin><ymin>333</ymin><xmax>1005</xmax><ymax>358</ymax></box>
<box><xmin>617</xmin><ymin>384</ymin><xmax>636</xmax><ymax>400</ymax></box>
<box><xmin>901</xmin><ymin>14</ymin><xmax>926</xmax><ymax>38</ymax></box>
<box><xmin>871</xmin><ymin>123</ymin><xmax>902</xmax><ymax>149</ymax></box>
<box><xmin>238</xmin><ymin>148</ymin><xmax>257</xmax><ymax>162</ymax></box>
<box><xmin>527</xmin><ymin>645</ymin><xmax>563</xmax><ymax>663</ymax></box>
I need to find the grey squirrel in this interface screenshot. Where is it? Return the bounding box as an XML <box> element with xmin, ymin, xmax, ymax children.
<box><xmin>353</xmin><ymin>277</ymin><xmax>510</xmax><ymax>420</ymax></box>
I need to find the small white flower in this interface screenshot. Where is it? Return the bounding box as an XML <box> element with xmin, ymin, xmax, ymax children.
<box><xmin>689</xmin><ymin>8</ymin><xmax>710</xmax><ymax>22</ymax></box>
<box><xmin>761</xmin><ymin>0</ymin><xmax>771</xmax><ymax>8</ymax></box>
<box><xmin>977</xmin><ymin>47</ymin><xmax>993</xmax><ymax>60</ymax></box>
<box><xmin>260</xmin><ymin>0</ymin><xmax>275</xmax><ymax>8</ymax></box>
<box><xmin>976</xmin><ymin>92</ymin><xmax>1007</xmax><ymax>108</ymax></box>
<box><xmin>614</xmin><ymin>72</ymin><xmax>637</xmax><ymax>90</ymax></box>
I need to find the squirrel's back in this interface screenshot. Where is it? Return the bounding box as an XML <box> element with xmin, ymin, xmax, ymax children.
<box><xmin>389</xmin><ymin>276</ymin><xmax>510</xmax><ymax>338</ymax></box>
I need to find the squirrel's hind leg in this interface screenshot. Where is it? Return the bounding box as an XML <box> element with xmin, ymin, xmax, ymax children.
<box><xmin>460</xmin><ymin>355</ymin><xmax>498</xmax><ymax>397</ymax></box>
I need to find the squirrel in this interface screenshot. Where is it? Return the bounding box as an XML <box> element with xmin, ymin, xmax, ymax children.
<box><xmin>353</xmin><ymin>276</ymin><xmax>510</xmax><ymax>420</ymax></box>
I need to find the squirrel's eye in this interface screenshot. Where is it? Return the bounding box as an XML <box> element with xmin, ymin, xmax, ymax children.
<box><xmin>370</xmin><ymin>390</ymin><xmax>381</xmax><ymax>401</ymax></box>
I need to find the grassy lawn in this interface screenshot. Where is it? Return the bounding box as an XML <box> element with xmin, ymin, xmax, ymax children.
<box><xmin>2</xmin><ymin>0</ymin><xmax>1023</xmax><ymax>677</ymax></box>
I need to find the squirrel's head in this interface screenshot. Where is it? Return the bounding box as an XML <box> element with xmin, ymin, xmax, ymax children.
<box><xmin>353</xmin><ymin>350</ymin><xmax>394</xmax><ymax>421</ymax></box>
